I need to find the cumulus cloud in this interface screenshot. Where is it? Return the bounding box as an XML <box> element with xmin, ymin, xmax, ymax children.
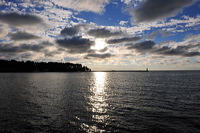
<box><xmin>60</xmin><ymin>24</ymin><xmax>90</xmax><ymax>36</ymax></box>
<box><xmin>51</xmin><ymin>0</ymin><xmax>110</xmax><ymax>14</ymax></box>
<box><xmin>9</xmin><ymin>31</ymin><xmax>40</xmax><ymax>41</ymax></box>
<box><xmin>85</xmin><ymin>53</ymin><xmax>113</xmax><ymax>59</ymax></box>
<box><xmin>61</xmin><ymin>27</ymin><xmax>79</xmax><ymax>37</ymax></box>
<box><xmin>0</xmin><ymin>43</ymin><xmax>19</xmax><ymax>53</ymax></box>
<box><xmin>87</xmin><ymin>28</ymin><xmax>123</xmax><ymax>38</ymax></box>
<box><xmin>0</xmin><ymin>12</ymin><xmax>43</xmax><ymax>26</ymax></box>
<box><xmin>125</xmin><ymin>40</ymin><xmax>200</xmax><ymax>57</ymax></box>
<box><xmin>0</xmin><ymin>41</ymin><xmax>53</xmax><ymax>53</ymax></box>
<box><xmin>154</xmin><ymin>44</ymin><xmax>200</xmax><ymax>57</ymax></box>
<box><xmin>132</xmin><ymin>0</ymin><xmax>195</xmax><ymax>23</ymax></box>
<box><xmin>107</xmin><ymin>36</ymin><xmax>141</xmax><ymax>44</ymax></box>
<box><xmin>56</xmin><ymin>36</ymin><xmax>94</xmax><ymax>53</ymax></box>
<box><xmin>126</xmin><ymin>41</ymin><xmax>156</xmax><ymax>52</ymax></box>
<box><xmin>122</xmin><ymin>15</ymin><xmax>200</xmax><ymax>36</ymax></box>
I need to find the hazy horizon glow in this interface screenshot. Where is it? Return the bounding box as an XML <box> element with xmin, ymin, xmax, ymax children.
<box><xmin>0</xmin><ymin>0</ymin><xmax>200</xmax><ymax>70</ymax></box>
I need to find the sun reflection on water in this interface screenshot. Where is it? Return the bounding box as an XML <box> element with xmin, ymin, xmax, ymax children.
<box><xmin>91</xmin><ymin>72</ymin><xmax>108</xmax><ymax>117</ymax></box>
<box><xmin>81</xmin><ymin>72</ymin><xmax>109</xmax><ymax>132</ymax></box>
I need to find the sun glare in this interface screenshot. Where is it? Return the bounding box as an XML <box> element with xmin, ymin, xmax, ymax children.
<box><xmin>91</xmin><ymin>39</ymin><xmax>106</xmax><ymax>50</ymax></box>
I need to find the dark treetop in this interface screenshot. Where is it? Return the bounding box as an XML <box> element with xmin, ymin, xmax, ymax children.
<box><xmin>0</xmin><ymin>60</ymin><xmax>91</xmax><ymax>72</ymax></box>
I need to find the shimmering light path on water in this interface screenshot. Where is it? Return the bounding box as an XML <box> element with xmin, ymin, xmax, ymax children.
<box><xmin>0</xmin><ymin>71</ymin><xmax>200</xmax><ymax>132</ymax></box>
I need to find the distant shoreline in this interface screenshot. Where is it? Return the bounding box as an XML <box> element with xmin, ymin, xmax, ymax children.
<box><xmin>1</xmin><ymin>70</ymin><xmax>200</xmax><ymax>73</ymax></box>
<box><xmin>91</xmin><ymin>70</ymin><xmax>200</xmax><ymax>72</ymax></box>
<box><xmin>92</xmin><ymin>70</ymin><xmax>148</xmax><ymax>72</ymax></box>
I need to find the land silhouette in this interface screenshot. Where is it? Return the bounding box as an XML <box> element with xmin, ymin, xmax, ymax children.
<box><xmin>0</xmin><ymin>60</ymin><xmax>91</xmax><ymax>72</ymax></box>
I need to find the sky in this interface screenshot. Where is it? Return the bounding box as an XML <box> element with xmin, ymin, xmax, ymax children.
<box><xmin>0</xmin><ymin>0</ymin><xmax>200</xmax><ymax>71</ymax></box>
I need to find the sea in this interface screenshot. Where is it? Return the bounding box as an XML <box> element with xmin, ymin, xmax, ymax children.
<box><xmin>0</xmin><ymin>71</ymin><xmax>200</xmax><ymax>133</ymax></box>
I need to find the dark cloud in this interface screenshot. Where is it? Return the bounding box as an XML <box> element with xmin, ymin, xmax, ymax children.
<box><xmin>156</xmin><ymin>46</ymin><xmax>185</xmax><ymax>56</ymax></box>
<box><xmin>26</xmin><ymin>41</ymin><xmax>53</xmax><ymax>51</ymax></box>
<box><xmin>122</xmin><ymin>54</ymin><xmax>136</xmax><ymax>57</ymax></box>
<box><xmin>20</xmin><ymin>44</ymin><xmax>44</xmax><ymax>52</ymax></box>
<box><xmin>44</xmin><ymin>50</ymin><xmax>62</xmax><ymax>57</ymax></box>
<box><xmin>85</xmin><ymin>53</ymin><xmax>113</xmax><ymax>59</ymax></box>
<box><xmin>40</xmin><ymin>41</ymin><xmax>54</xmax><ymax>46</ymax></box>
<box><xmin>56</xmin><ymin>36</ymin><xmax>94</xmax><ymax>53</ymax></box>
<box><xmin>61</xmin><ymin>27</ymin><xmax>79</xmax><ymax>36</ymax></box>
<box><xmin>126</xmin><ymin>41</ymin><xmax>156</xmax><ymax>52</ymax></box>
<box><xmin>9</xmin><ymin>31</ymin><xmax>40</xmax><ymax>41</ymax></box>
<box><xmin>154</xmin><ymin>44</ymin><xmax>200</xmax><ymax>57</ymax></box>
<box><xmin>125</xmin><ymin>40</ymin><xmax>200</xmax><ymax>57</ymax></box>
<box><xmin>60</xmin><ymin>24</ymin><xmax>91</xmax><ymax>36</ymax></box>
<box><xmin>0</xmin><ymin>41</ymin><xmax>53</xmax><ymax>53</ymax></box>
<box><xmin>0</xmin><ymin>43</ymin><xmax>19</xmax><ymax>53</ymax></box>
<box><xmin>183</xmin><ymin>51</ymin><xmax>200</xmax><ymax>57</ymax></box>
<box><xmin>133</xmin><ymin>0</ymin><xmax>195</xmax><ymax>23</ymax></box>
<box><xmin>0</xmin><ymin>12</ymin><xmax>43</xmax><ymax>26</ymax></box>
<box><xmin>87</xmin><ymin>28</ymin><xmax>123</xmax><ymax>38</ymax></box>
<box><xmin>107</xmin><ymin>36</ymin><xmax>141</xmax><ymax>44</ymax></box>
<box><xmin>20</xmin><ymin>53</ymin><xmax>33</xmax><ymax>59</ymax></box>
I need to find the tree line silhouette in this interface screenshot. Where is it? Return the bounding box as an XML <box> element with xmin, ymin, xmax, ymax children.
<box><xmin>0</xmin><ymin>60</ymin><xmax>91</xmax><ymax>72</ymax></box>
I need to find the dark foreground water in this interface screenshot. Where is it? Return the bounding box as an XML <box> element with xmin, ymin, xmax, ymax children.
<box><xmin>0</xmin><ymin>71</ymin><xmax>200</xmax><ymax>133</ymax></box>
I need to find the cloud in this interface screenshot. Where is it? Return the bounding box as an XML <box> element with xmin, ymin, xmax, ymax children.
<box><xmin>60</xmin><ymin>24</ymin><xmax>90</xmax><ymax>36</ymax></box>
<box><xmin>132</xmin><ymin>0</ymin><xmax>195</xmax><ymax>23</ymax></box>
<box><xmin>52</xmin><ymin>0</ymin><xmax>110</xmax><ymax>14</ymax></box>
<box><xmin>99</xmin><ymin>47</ymin><xmax>108</xmax><ymax>52</ymax></box>
<box><xmin>154</xmin><ymin>44</ymin><xmax>200</xmax><ymax>57</ymax></box>
<box><xmin>148</xmin><ymin>30</ymin><xmax>171</xmax><ymax>39</ymax></box>
<box><xmin>87</xmin><ymin>28</ymin><xmax>123</xmax><ymax>38</ymax></box>
<box><xmin>85</xmin><ymin>53</ymin><xmax>113</xmax><ymax>59</ymax></box>
<box><xmin>125</xmin><ymin>41</ymin><xmax>156</xmax><ymax>52</ymax></box>
<box><xmin>0</xmin><ymin>12</ymin><xmax>43</xmax><ymax>26</ymax></box>
<box><xmin>154</xmin><ymin>46</ymin><xmax>185</xmax><ymax>56</ymax></box>
<box><xmin>56</xmin><ymin>36</ymin><xmax>94</xmax><ymax>53</ymax></box>
<box><xmin>122</xmin><ymin>15</ymin><xmax>200</xmax><ymax>36</ymax></box>
<box><xmin>0</xmin><ymin>27</ymin><xmax>4</xmax><ymax>37</ymax></box>
<box><xmin>9</xmin><ymin>31</ymin><xmax>40</xmax><ymax>41</ymax></box>
<box><xmin>61</xmin><ymin>27</ymin><xmax>79</xmax><ymax>37</ymax></box>
<box><xmin>125</xmin><ymin>40</ymin><xmax>200</xmax><ymax>57</ymax></box>
<box><xmin>121</xmin><ymin>0</ymin><xmax>133</xmax><ymax>5</ymax></box>
<box><xmin>107</xmin><ymin>36</ymin><xmax>141</xmax><ymax>44</ymax></box>
<box><xmin>44</xmin><ymin>50</ymin><xmax>62</xmax><ymax>57</ymax></box>
<box><xmin>183</xmin><ymin>51</ymin><xmax>200</xmax><ymax>57</ymax></box>
<box><xmin>119</xmin><ymin>21</ymin><xmax>128</xmax><ymax>26</ymax></box>
<box><xmin>0</xmin><ymin>41</ymin><xmax>53</xmax><ymax>53</ymax></box>
<box><xmin>19</xmin><ymin>44</ymin><xmax>46</xmax><ymax>52</ymax></box>
<box><xmin>0</xmin><ymin>43</ymin><xmax>19</xmax><ymax>53</ymax></box>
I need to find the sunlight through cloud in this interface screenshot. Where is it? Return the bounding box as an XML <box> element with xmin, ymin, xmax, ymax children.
<box><xmin>91</xmin><ymin>39</ymin><xmax>107</xmax><ymax>50</ymax></box>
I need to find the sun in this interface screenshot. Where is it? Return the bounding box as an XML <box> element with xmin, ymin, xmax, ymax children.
<box><xmin>91</xmin><ymin>39</ymin><xmax>106</xmax><ymax>50</ymax></box>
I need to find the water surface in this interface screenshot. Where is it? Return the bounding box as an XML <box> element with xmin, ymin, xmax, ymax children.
<box><xmin>0</xmin><ymin>71</ymin><xmax>200</xmax><ymax>132</ymax></box>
